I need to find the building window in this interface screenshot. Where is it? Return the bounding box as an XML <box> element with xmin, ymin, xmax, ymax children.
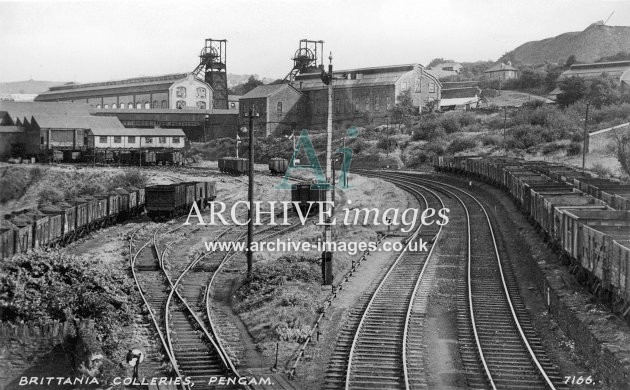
<box><xmin>197</xmin><ymin>101</ymin><xmax>207</xmax><ymax>109</ymax></box>
<box><xmin>144</xmin><ymin>102</ymin><xmax>150</xmax><ymax>109</ymax></box>
<box><xmin>161</xmin><ymin>100</ymin><xmax>168</xmax><ymax>108</ymax></box>
<box><xmin>41</xmin><ymin>136</ymin><xmax>45</xmax><ymax>145</ymax></box>
<box><xmin>277</xmin><ymin>101</ymin><xmax>283</xmax><ymax>113</ymax></box>
<box><xmin>99</xmin><ymin>136</ymin><xmax>107</xmax><ymax>143</ymax></box>
<box><xmin>145</xmin><ymin>137</ymin><xmax>153</xmax><ymax>144</ymax></box>
<box><xmin>196</xmin><ymin>87</ymin><xmax>206</xmax><ymax>99</ymax></box>
<box><xmin>96</xmin><ymin>104</ymin><xmax>102</xmax><ymax>109</ymax></box>
<box><xmin>374</xmin><ymin>95</ymin><xmax>380</xmax><ymax>111</ymax></box>
<box><xmin>230</xmin><ymin>102</ymin><xmax>236</xmax><ymax>108</ymax></box>
<box><xmin>429</xmin><ymin>83</ymin><xmax>435</xmax><ymax>93</ymax></box>
<box><xmin>415</xmin><ymin>78</ymin><xmax>421</xmax><ymax>92</ymax></box>
<box><xmin>152</xmin><ymin>101</ymin><xmax>159</xmax><ymax>108</ymax></box>
<box><xmin>136</xmin><ymin>103</ymin><xmax>142</xmax><ymax>109</ymax></box>
<box><xmin>335</xmin><ymin>98</ymin><xmax>340</xmax><ymax>114</ymax></box>
<box><xmin>104</xmin><ymin>104</ymin><xmax>110</xmax><ymax>109</ymax></box>
<box><xmin>119</xmin><ymin>104</ymin><xmax>124</xmax><ymax>110</ymax></box>
<box><xmin>159</xmin><ymin>136</ymin><xmax>166</xmax><ymax>143</ymax></box>
<box><xmin>365</xmin><ymin>96</ymin><xmax>370</xmax><ymax>111</ymax></box>
<box><xmin>386</xmin><ymin>96</ymin><xmax>392</xmax><ymax>110</ymax></box>
<box><xmin>112</xmin><ymin>103</ymin><xmax>117</xmax><ymax>109</ymax></box>
<box><xmin>113</xmin><ymin>136</ymin><xmax>122</xmax><ymax>143</ymax></box>
<box><xmin>128</xmin><ymin>103</ymin><xmax>134</xmax><ymax>109</ymax></box>
<box><xmin>354</xmin><ymin>97</ymin><xmax>359</xmax><ymax>112</ymax></box>
<box><xmin>176</xmin><ymin>100</ymin><xmax>186</xmax><ymax>109</ymax></box>
<box><xmin>176</xmin><ymin>86</ymin><xmax>186</xmax><ymax>98</ymax></box>
<box><xmin>128</xmin><ymin>136</ymin><xmax>136</xmax><ymax>143</ymax></box>
<box><xmin>172</xmin><ymin>137</ymin><xmax>180</xmax><ymax>144</ymax></box>
<box><xmin>401</xmin><ymin>82</ymin><xmax>408</xmax><ymax>91</ymax></box>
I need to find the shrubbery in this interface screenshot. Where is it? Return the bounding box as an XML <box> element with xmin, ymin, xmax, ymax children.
<box><xmin>0</xmin><ymin>251</ymin><xmax>136</xmax><ymax>355</ymax></box>
<box><xmin>447</xmin><ymin>138</ymin><xmax>477</xmax><ymax>153</ymax></box>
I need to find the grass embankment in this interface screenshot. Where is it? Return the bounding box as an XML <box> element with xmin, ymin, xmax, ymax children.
<box><xmin>231</xmin><ymin>175</ymin><xmax>411</xmax><ymax>359</ymax></box>
<box><xmin>0</xmin><ymin>165</ymin><xmax>147</xmax><ymax>212</ymax></box>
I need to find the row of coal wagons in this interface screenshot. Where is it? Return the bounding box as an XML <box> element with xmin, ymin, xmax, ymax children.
<box><xmin>145</xmin><ymin>181</ymin><xmax>217</xmax><ymax>220</ymax></box>
<box><xmin>269</xmin><ymin>158</ymin><xmax>288</xmax><ymax>175</ymax></box>
<box><xmin>218</xmin><ymin>157</ymin><xmax>249</xmax><ymax>175</ymax></box>
<box><xmin>116</xmin><ymin>151</ymin><xmax>184</xmax><ymax>166</ymax></box>
<box><xmin>433</xmin><ymin>156</ymin><xmax>630</xmax><ymax>308</ymax></box>
<box><xmin>291</xmin><ymin>182</ymin><xmax>327</xmax><ymax>214</ymax></box>
<box><xmin>0</xmin><ymin>187</ymin><xmax>145</xmax><ymax>259</ymax></box>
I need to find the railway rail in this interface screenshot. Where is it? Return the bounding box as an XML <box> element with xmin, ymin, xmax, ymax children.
<box><xmin>131</xmin><ymin>198</ymin><xmax>307</xmax><ymax>389</ymax></box>
<box><xmin>379</xmin><ymin>171</ymin><xmax>566</xmax><ymax>390</ymax></box>
<box><xmin>321</xmin><ymin>175</ymin><xmax>443</xmax><ymax>389</ymax></box>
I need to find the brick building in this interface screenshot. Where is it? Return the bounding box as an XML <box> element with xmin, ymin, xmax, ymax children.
<box><xmin>239</xmin><ymin>84</ymin><xmax>304</xmax><ymax>137</ymax></box>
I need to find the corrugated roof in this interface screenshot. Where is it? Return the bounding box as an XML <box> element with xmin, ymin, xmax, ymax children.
<box><xmin>442</xmin><ymin>87</ymin><xmax>480</xmax><ymax>99</ymax></box>
<box><xmin>425</xmin><ymin>69</ymin><xmax>456</xmax><ymax>80</ymax></box>
<box><xmin>241</xmin><ymin>84</ymin><xmax>294</xmax><ymax>99</ymax></box>
<box><xmin>88</xmin><ymin>128</ymin><xmax>186</xmax><ymax>136</ymax></box>
<box><xmin>47</xmin><ymin>73</ymin><xmax>189</xmax><ymax>92</ymax></box>
<box><xmin>560</xmin><ymin>65</ymin><xmax>630</xmax><ymax>80</ymax></box>
<box><xmin>439</xmin><ymin>97</ymin><xmax>480</xmax><ymax>107</ymax></box>
<box><xmin>485</xmin><ymin>63</ymin><xmax>518</xmax><ymax>72</ymax></box>
<box><xmin>32</xmin><ymin>115</ymin><xmax>124</xmax><ymax>129</ymax></box>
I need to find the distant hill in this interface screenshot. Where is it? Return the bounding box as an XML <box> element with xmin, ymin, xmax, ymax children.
<box><xmin>227</xmin><ymin>74</ymin><xmax>275</xmax><ymax>88</ymax></box>
<box><xmin>0</xmin><ymin>80</ymin><xmax>68</xmax><ymax>94</ymax></box>
<box><xmin>501</xmin><ymin>23</ymin><xmax>630</xmax><ymax>65</ymax></box>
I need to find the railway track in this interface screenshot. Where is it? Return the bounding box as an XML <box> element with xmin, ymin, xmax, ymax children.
<box><xmin>322</xmin><ymin>176</ymin><xmax>444</xmax><ymax>390</ymax></box>
<box><xmin>382</xmin><ymin>172</ymin><xmax>566</xmax><ymax>390</ymax></box>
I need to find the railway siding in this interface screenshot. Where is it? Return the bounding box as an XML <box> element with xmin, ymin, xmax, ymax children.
<box><xmin>437</xmin><ymin>172</ymin><xmax>630</xmax><ymax>389</ymax></box>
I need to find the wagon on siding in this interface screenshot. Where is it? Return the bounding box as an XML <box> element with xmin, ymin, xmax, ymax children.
<box><xmin>291</xmin><ymin>182</ymin><xmax>327</xmax><ymax>215</ymax></box>
<box><xmin>0</xmin><ymin>221</ymin><xmax>16</xmax><ymax>259</ymax></box>
<box><xmin>145</xmin><ymin>183</ymin><xmax>187</xmax><ymax>221</ymax></box>
<box><xmin>269</xmin><ymin>157</ymin><xmax>289</xmax><ymax>175</ymax></box>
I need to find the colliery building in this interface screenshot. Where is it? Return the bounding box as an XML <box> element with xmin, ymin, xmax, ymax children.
<box><xmin>240</xmin><ymin>63</ymin><xmax>442</xmax><ymax>136</ymax></box>
<box><xmin>33</xmin><ymin>38</ymin><xmax>239</xmax><ymax>142</ymax></box>
<box><xmin>36</xmin><ymin>73</ymin><xmax>214</xmax><ymax>110</ymax></box>
<box><xmin>0</xmin><ymin>101</ymin><xmax>186</xmax><ymax>163</ymax></box>
<box><xmin>559</xmin><ymin>60</ymin><xmax>630</xmax><ymax>89</ymax></box>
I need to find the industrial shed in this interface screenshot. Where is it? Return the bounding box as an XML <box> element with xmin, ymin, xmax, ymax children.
<box><xmin>293</xmin><ymin>63</ymin><xmax>441</xmax><ymax>128</ymax></box>
<box><xmin>86</xmin><ymin>128</ymin><xmax>186</xmax><ymax>149</ymax></box>
<box><xmin>35</xmin><ymin>73</ymin><xmax>214</xmax><ymax>111</ymax></box>
<box><xmin>0</xmin><ymin>126</ymin><xmax>25</xmax><ymax>159</ymax></box>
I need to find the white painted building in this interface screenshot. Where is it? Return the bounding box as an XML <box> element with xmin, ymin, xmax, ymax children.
<box><xmin>87</xmin><ymin>128</ymin><xmax>186</xmax><ymax>149</ymax></box>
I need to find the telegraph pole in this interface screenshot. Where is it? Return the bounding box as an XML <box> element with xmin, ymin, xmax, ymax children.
<box><xmin>244</xmin><ymin>108</ymin><xmax>259</xmax><ymax>278</ymax></box>
<box><xmin>320</xmin><ymin>52</ymin><xmax>334</xmax><ymax>285</ymax></box>
<box><xmin>582</xmin><ymin>102</ymin><xmax>590</xmax><ymax>173</ymax></box>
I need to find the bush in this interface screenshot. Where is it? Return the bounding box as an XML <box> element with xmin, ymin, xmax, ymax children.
<box><xmin>425</xmin><ymin>139</ymin><xmax>448</xmax><ymax>155</ymax></box>
<box><xmin>447</xmin><ymin>138</ymin><xmax>477</xmax><ymax>153</ymax></box>
<box><xmin>440</xmin><ymin>115</ymin><xmax>461</xmax><ymax>134</ymax></box>
<box><xmin>542</xmin><ymin>143</ymin><xmax>566</xmax><ymax>155</ymax></box>
<box><xmin>0</xmin><ymin>251</ymin><xmax>136</xmax><ymax>355</ymax></box>
<box><xmin>567</xmin><ymin>142</ymin><xmax>582</xmax><ymax>156</ymax></box>
<box><xmin>591</xmin><ymin>162</ymin><xmax>613</xmax><ymax>177</ymax></box>
<box><xmin>481</xmin><ymin>134</ymin><xmax>502</xmax><ymax>146</ymax></box>
<box><xmin>38</xmin><ymin>187</ymin><xmax>64</xmax><ymax>205</ymax></box>
<box><xmin>507</xmin><ymin>125</ymin><xmax>544</xmax><ymax>149</ymax></box>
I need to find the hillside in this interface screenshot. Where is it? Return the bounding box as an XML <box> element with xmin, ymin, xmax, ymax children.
<box><xmin>502</xmin><ymin>23</ymin><xmax>630</xmax><ymax>65</ymax></box>
<box><xmin>0</xmin><ymin>80</ymin><xmax>67</xmax><ymax>94</ymax></box>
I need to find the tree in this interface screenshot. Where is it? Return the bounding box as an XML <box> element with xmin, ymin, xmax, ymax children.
<box><xmin>565</xmin><ymin>55</ymin><xmax>577</xmax><ymax>68</ymax></box>
<box><xmin>230</xmin><ymin>75</ymin><xmax>264</xmax><ymax>96</ymax></box>
<box><xmin>556</xmin><ymin>76</ymin><xmax>586</xmax><ymax>107</ymax></box>
<box><xmin>544</xmin><ymin>66</ymin><xmax>563</xmax><ymax>91</ymax></box>
<box><xmin>586</xmin><ymin>74</ymin><xmax>619</xmax><ymax>109</ymax></box>
<box><xmin>428</xmin><ymin>58</ymin><xmax>446</xmax><ymax>67</ymax></box>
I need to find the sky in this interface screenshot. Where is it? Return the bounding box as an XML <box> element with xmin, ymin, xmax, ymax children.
<box><xmin>0</xmin><ymin>0</ymin><xmax>629</xmax><ymax>83</ymax></box>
